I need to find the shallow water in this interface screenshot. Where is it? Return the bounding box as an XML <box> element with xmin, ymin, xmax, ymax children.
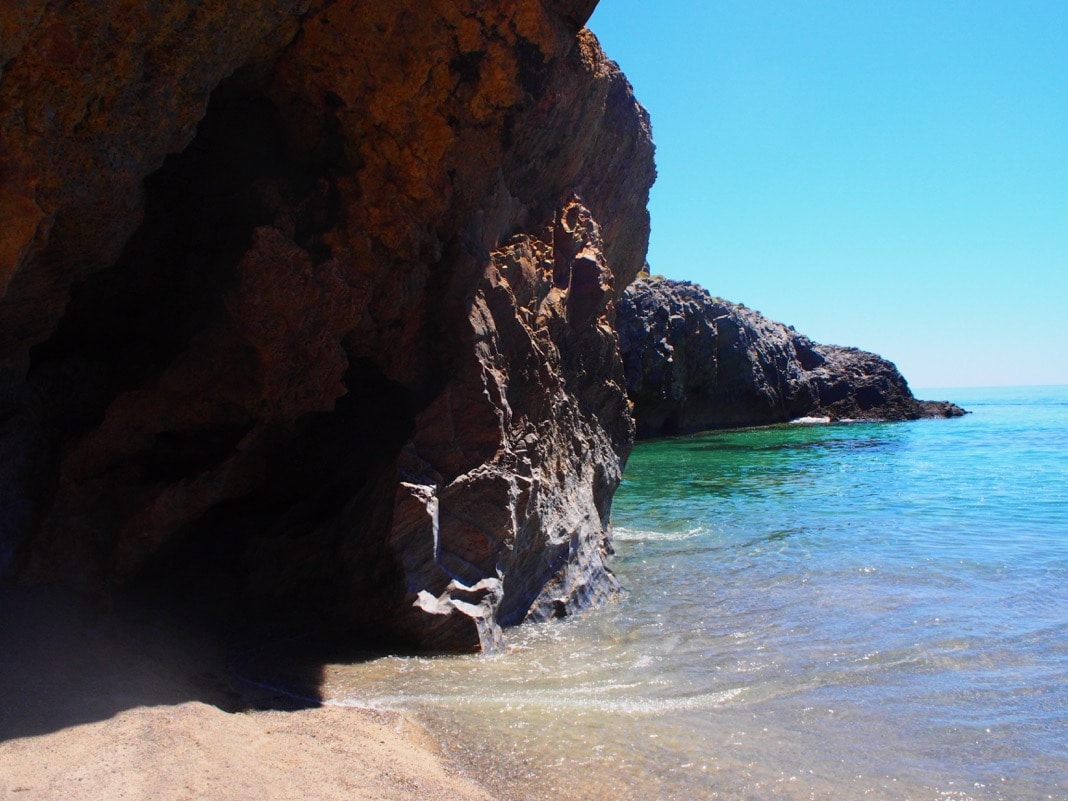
<box><xmin>317</xmin><ymin>386</ymin><xmax>1068</xmax><ymax>800</ymax></box>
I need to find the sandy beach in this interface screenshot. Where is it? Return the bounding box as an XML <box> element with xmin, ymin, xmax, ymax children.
<box><xmin>0</xmin><ymin>588</ymin><xmax>493</xmax><ymax>801</ymax></box>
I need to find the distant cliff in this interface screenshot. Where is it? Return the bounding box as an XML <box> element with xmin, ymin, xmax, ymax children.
<box><xmin>618</xmin><ymin>278</ymin><xmax>965</xmax><ymax>438</ymax></box>
<box><xmin>0</xmin><ymin>1</ymin><xmax>654</xmax><ymax>652</ymax></box>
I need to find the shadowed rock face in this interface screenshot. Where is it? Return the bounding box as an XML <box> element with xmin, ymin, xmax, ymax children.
<box><xmin>619</xmin><ymin>278</ymin><xmax>965</xmax><ymax>438</ymax></box>
<box><xmin>0</xmin><ymin>1</ymin><xmax>654</xmax><ymax>651</ymax></box>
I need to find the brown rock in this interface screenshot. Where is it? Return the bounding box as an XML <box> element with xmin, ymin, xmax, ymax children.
<box><xmin>0</xmin><ymin>2</ymin><xmax>655</xmax><ymax>651</ymax></box>
<box><xmin>0</xmin><ymin>0</ymin><xmax>312</xmax><ymax>364</ymax></box>
<box><xmin>377</xmin><ymin>197</ymin><xmax>632</xmax><ymax>650</ymax></box>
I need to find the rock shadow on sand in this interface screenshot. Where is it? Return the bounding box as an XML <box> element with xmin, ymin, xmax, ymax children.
<box><xmin>0</xmin><ymin>586</ymin><xmax>325</xmax><ymax>742</ymax></box>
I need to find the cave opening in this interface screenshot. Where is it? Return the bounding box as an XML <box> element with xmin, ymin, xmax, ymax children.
<box><xmin>660</xmin><ymin>409</ymin><xmax>681</xmax><ymax>438</ymax></box>
<box><xmin>126</xmin><ymin>355</ymin><xmax>418</xmax><ymax>659</ymax></box>
<box><xmin>28</xmin><ymin>80</ymin><xmax>338</xmax><ymax>424</ymax></box>
<box><xmin>21</xmin><ymin>76</ymin><xmax>424</xmax><ymax>688</ymax></box>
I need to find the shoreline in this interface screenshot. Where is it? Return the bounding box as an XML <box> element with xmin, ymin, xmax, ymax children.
<box><xmin>0</xmin><ymin>587</ymin><xmax>496</xmax><ymax>801</ymax></box>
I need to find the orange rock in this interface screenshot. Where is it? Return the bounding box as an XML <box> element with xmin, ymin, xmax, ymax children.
<box><xmin>0</xmin><ymin>1</ymin><xmax>654</xmax><ymax>651</ymax></box>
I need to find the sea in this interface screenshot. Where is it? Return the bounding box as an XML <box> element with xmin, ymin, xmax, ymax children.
<box><xmin>314</xmin><ymin>385</ymin><xmax>1068</xmax><ymax>800</ymax></box>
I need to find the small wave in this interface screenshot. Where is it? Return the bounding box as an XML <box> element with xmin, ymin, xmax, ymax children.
<box><xmin>790</xmin><ymin>416</ymin><xmax>832</xmax><ymax>425</ymax></box>
<box><xmin>332</xmin><ymin>687</ymin><xmax>745</xmax><ymax>715</ymax></box>
<box><xmin>612</xmin><ymin>525</ymin><xmax>705</xmax><ymax>543</ymax></box>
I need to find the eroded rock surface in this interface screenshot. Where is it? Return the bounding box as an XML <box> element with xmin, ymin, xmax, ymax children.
<box><xmin>619</xmin><ymin>278</ymin><xmax>965</xmax><ymax>438</ymax></box>
<box><xmin>0</xmin><ymin>1</ymin><xmax>654</xmax><ymax>651</ymax></box>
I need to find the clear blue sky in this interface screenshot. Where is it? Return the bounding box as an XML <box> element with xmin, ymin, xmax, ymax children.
<box><xmin>588</xmin><ymin>1</ymin><xmax>1067</xmax><ymax>388</ymax></box>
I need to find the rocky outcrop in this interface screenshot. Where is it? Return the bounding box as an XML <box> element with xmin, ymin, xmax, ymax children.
<box><xmin>618</xmin><ymin>278</ymin><xmax>965</xmax><ymax>438</ymax></box>
<box><xmin>0</xmin><ymin>2</ymin><xmax>654</xmax><ymax>651</ymax></box>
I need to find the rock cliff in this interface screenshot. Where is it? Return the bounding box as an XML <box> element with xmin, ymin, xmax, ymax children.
<box><xmin>618</xmin><ymin>278</ymin><xmax>965</xmax><ymax>438</ymax></box>
<box><xmin>0</xmin><ymin>1</ymin><xmax>654</xmax><ymax>651</ymax></box>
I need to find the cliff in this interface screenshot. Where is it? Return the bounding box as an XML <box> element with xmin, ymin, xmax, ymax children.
<box><xmin>618</xmin><ymin>278</ymin><xmax>965</xmax><ymax>438</ymax></box>
<box><xmin>0</xmin><ymin>1</ymin><xmax>654</xmax><ymax>651</ymax></box>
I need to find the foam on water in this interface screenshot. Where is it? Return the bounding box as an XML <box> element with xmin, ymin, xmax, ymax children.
<box><xmin>304</xmin><ymin>386</ymin><xmax>1068</xmax><ymax>801</ymax></box>
<box><xmin>334</xmin><ymin>687</ymin><xmax>746</xmax><ymax>716</ymax></box>
<box><xmin>612</xmin><ymin>525</ymin><xmax>706</xmax><ymax>543</ymax></box>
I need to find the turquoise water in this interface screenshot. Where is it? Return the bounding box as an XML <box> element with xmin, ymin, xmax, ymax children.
<box><xmin>320</xmin><ymin>385</ymin><xmax>1068</xmax><ymax>800</ymax></box>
